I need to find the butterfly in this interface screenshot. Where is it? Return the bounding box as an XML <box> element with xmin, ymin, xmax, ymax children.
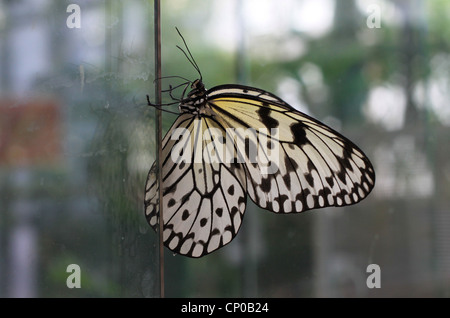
<box><xmin>144</xmin><ymin>29</ymin><xmax>375</xmax><ymax>258</ymax></box>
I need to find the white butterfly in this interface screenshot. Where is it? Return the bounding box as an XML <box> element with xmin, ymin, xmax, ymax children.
<box><xmin>145</xmin><ymin>30</ymin><xmax>375</xmax><ymax>258</ymax></box>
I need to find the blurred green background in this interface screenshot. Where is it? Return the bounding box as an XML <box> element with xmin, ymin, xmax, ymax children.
<box><xmin>1</xmin><ymin>0</ymin><xmax>450</xmax><ymax>297</ymax></box>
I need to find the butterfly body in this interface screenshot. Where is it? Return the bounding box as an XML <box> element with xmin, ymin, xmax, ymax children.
<box><xmin>179</xmin><ymin>79</ymin><xmax>209</xmax><ymax>115</ymax></box>
<box><xmin>145</xmin><ymin>77</ymin><xmax>375</xmax><ymax>257</ymax></box>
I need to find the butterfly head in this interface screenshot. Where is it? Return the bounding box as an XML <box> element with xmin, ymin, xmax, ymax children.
<box><xmin>189</xmin><ymin>78</ymin><xmax>205</xmax><ymax>93</ymax></box>
<box><xmin>179</xmin><ymin>79</ymin><xmax>207</xmax><ymax>114</ymax></box>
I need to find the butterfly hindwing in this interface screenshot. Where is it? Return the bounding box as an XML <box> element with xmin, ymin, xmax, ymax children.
<box><xmin>145</xmin><ymin>114</ymin><xmax>247</xmax><ymax>257</ymax></box>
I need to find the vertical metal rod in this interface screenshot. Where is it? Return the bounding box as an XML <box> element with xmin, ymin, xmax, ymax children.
<box><xmin>154</xmin><ymin>0</ymin><xmax>164</xmax><ymax>298</ymax></box>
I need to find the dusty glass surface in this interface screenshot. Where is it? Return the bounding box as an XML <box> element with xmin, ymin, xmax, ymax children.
<box><xmin>0</xmin><ymin>0</ymin><xmax>158</xmax><ymax>297</ymax></box>
<box><xmin>1</xmin><ymin>0</ymin><xmax>450</xmax><ymax>298</ymax></box>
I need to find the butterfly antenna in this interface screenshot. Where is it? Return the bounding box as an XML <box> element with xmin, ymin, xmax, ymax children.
<box><xmin>175</xmin><ymin>27</ymin><xmax>202</xmax><ymax>81</ymax></box>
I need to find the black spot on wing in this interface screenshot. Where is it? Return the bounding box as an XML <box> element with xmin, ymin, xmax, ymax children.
<box><xmin>260</xmin><ymin>177</ymin><xmax>271</xmax><ymax>193</ymax></box>
<box><xmin>257</xmin><ymin>105</ymin><xmax>279</xmax><ymax>129</ymax></box>
<box><xmin>305</xmin><ymin>173</ymin><xmax>315</xmax><ymax>188</ymax></box>
<box><xmin>285</xmin><ymin>155</ymin><xmax>298</xmax><ymax>170</ymax></box>
<box><xmin>291</xmin><ymin>122</ymin><xmax>308</xmax><ymax>146</ymax></box>
<box><xmin>326</xmin><ymin>176</ymin><xmax>335</xmax><ymax>188</ymax></box>
<box><xmin>283</xmin><ymin>173</ymin><xmax>291</xmax><ymax>190</ymax></box>
<box><xmin>215</xmin><ymin>207</ymin><xmax>223</xmax><ymax>217</ymax></box>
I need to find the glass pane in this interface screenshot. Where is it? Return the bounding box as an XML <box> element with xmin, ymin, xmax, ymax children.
<box><xmin>0</xmin><ymin>0</ymin><xmax>159</xmax><ymax>297</ymax></box>
<box><xmin>2</xmin><ymin>0</ymin><xmax>449</xmax><ymax>299</ymax></box>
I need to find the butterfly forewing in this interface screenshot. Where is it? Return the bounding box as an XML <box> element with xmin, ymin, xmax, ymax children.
<box><xmin>207</xmin><ymin>84</ymin><xmax>375</xmax><ymax>213</ymax></box>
